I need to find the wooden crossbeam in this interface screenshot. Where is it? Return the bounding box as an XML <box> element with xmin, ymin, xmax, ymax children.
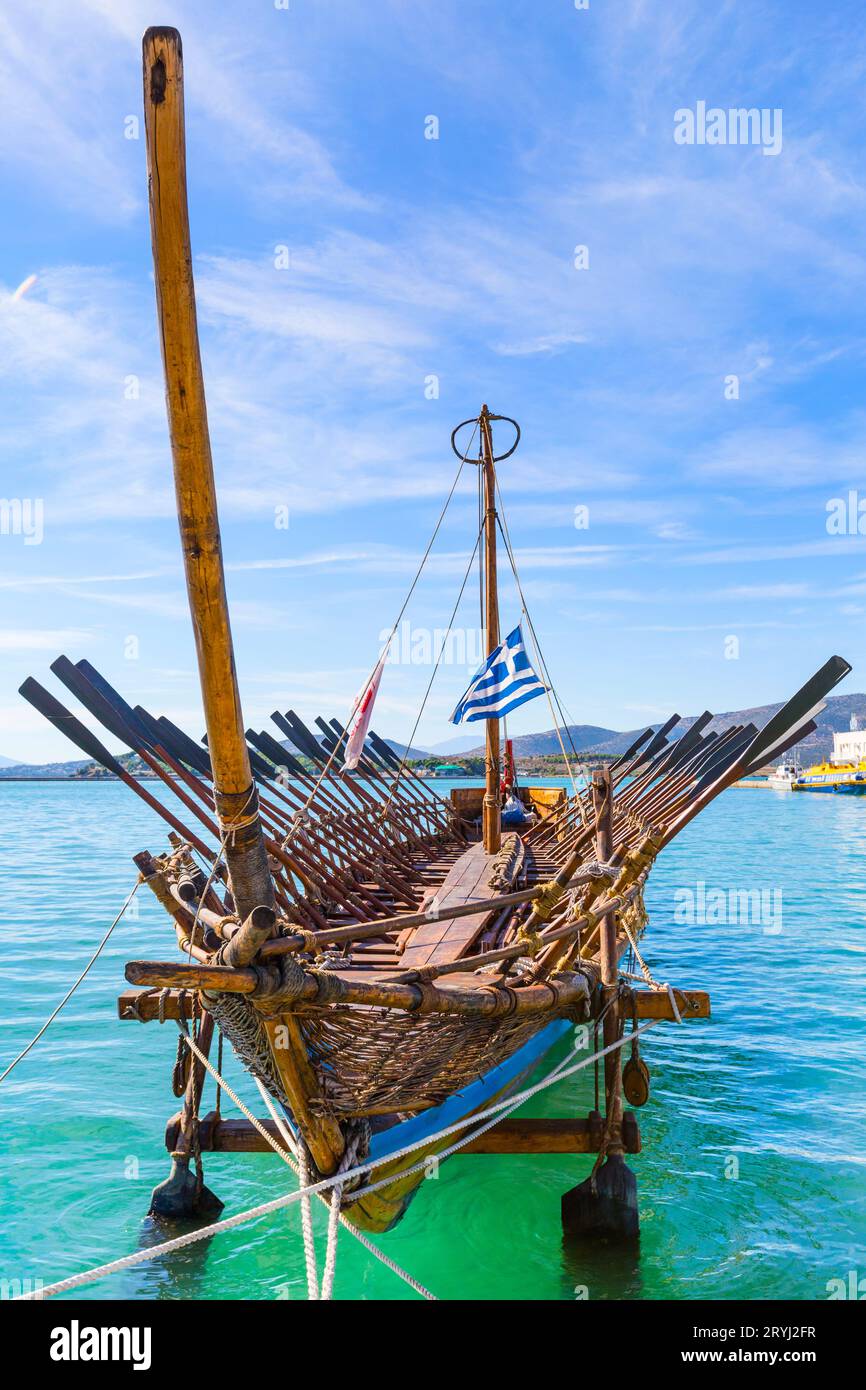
<box><xmin>164</xmin><ymin>1111</ymin><xmax>641</xmax><ymax>1156</ymax></box>
<box><xmin>118</xmin><ymin>985</ymin><xmax>710</xmax><ymax>1024</ymax></box>
<box><xmin>631</xmin><ymin>988</ymin><xmax>710</xmax><ymax>1020</ymax></box>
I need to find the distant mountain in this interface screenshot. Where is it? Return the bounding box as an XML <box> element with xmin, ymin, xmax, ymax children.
<box><xmin>499</xmin><ymin>693</ymin><xmax>866</xmax><ymax>764</ymax></box>
<box><xmin>0</xmin><ymin>757</ymin><xmax>92</xmax><ymax>778</ymax></box>
<box><xmin>649</xmin><ymin>691</ymin><xmax>866</xmax><ymax>765</ymax></box>
<box><xmin>0</xmin><ymin>754</ymin><xmax>25</xmax><ymax>767</ymax></box>
<box><xmin>425</xmin><ymin>735</ymin><xmax>484</xmax><ymax>756</ymax></box>
<box><xmin>383</xmin><ymin>738</ymin><xmax>433</xmax><ymax>761</ymax></box>
<box><xmin>273</xmin><ymin>734</ymin><xmax>431</xmax><ymax>765</ymax></box>
<box><xmin>7</xmin><ymin>693</ymin><xmax>863</xmax><ymax>780</ymax></box>
<box><xmin>462</xmin><ymin>724</ymin><xmax>619</xmax><ymax>758</ymax></box>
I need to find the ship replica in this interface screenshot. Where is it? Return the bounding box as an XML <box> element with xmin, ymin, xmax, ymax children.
<box><xmin>20</xmin><ymin>29</ymin><xmax>852</xmax><ymax>1251</ymax></box>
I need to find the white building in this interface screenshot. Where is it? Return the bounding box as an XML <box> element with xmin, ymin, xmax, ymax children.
<box><xmin>832</xmin><ymin>728</ymin><xmax>866</xmax><ymax>764</ymax></box>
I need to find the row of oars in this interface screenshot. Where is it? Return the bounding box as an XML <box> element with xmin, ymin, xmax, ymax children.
<box><xmin>19</xmin><ymin>658</ymin><xmax>463</xmax><ymax>934</ymax></box>
<box><xmin>120</xmin><ymin>654</ymin><xmax>849</xmax><ymax>1014</ymax></box>
<box><xmin>514</xmin><ymin>657</ymin><xmax>850</xmax><ymax>980</ymax></box>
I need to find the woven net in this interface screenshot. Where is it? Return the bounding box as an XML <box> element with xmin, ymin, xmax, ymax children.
<box><xmin>297</xmin><ymin>1001</ymin><xmax>581</xmax><ymax>1117</ymax></box>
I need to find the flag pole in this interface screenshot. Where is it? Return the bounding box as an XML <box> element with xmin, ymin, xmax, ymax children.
<box><xmin>480</xmin><ymin>405</ymin><xmax>502</xmax><ymax>854</ymax></box>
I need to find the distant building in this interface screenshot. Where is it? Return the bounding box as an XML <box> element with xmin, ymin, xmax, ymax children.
<box><xmin>433</xmin><ymin>763</ymin><xmax>465</xmax><ymax>777</ymax></box>
<box><xmin>832</xmin><ymin>728</ymin><xmax>866</xmax><ymax>764</ymax></box>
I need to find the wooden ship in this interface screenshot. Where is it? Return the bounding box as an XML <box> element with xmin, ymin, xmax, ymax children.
<box><xmin>19</xmin><ymin>29</ymin><xmax>852</xmax><ymax>1248</ymax></box>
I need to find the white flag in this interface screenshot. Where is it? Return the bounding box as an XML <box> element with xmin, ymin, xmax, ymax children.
<box><xmin>343</xmin><ymin>650</ymin><xmax>388</xmax><ymax>771</ymax></box>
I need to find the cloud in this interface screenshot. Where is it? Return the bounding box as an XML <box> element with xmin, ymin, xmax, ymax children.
<box><xmin>0</xmin><ymin>628</ymin><xmax>95</xmax><ymax>651</ymax></box>
<box><xmin>694</xmin><ymin>421</ymin><xmax>866</xmax><ymax>487</ymax></box>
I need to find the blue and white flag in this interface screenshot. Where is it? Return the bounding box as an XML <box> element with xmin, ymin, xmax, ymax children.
<box><xmin>450</xmin><ymin>625</ymin><xmax>546</xmax><ymax>725</ymax></box>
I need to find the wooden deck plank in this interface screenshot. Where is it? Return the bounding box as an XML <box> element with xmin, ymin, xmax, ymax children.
<box><xmin>400</xmin><ymin>841</ymin><xmax>501</xmax><ymax>969</ymax></box>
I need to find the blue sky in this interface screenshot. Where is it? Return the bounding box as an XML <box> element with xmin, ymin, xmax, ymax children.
<box><xmin>2</xmin><ymin>0</ymin><xmax>865</xmax><ymax>763</ymax></box>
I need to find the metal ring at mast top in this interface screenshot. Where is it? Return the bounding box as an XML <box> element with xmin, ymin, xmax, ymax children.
<box><xmin>450</xmin><ymin>412</ymin><xmax>521</xmax><ymax>464</ymax></box>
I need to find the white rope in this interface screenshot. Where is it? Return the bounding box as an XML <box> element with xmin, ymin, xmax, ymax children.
<box><xmin>16</xmin><ymin>1018</ymin><xmax>659</xmax><ymax>1301</ymax></box>
<box><xmin>319</xmin><ymin>1187</ymin><xmax>342</xmax><ymax>1301</ymax></box>
<box><xmin>297</xmin><ymin>1139</ymin><xmax>320</xmax><ymax>1299</ymax></box>
<box><xmin>256</xmin><ymin>1057</ymin><xmax>439</xmax><ymax>1300</ymax></box>
<box><xmin>0</xmin><ymin>877</ymin><xmax>141</xmax><ymax>1085</ymax></box>
<box><xmin>252</xmin><ymin>1079</ymin><xmax>320</xmax><ymax>1299</ymax></box>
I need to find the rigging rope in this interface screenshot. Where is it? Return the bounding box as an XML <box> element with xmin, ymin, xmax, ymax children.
<box><xmin>185</xmin><ymin>1026</ymin><xmax>437</xmax><ymax>1301</ymax></box>
<box><xmin>384</xmin><ymin>519</ymin><xmax>484</xmax><ymax>812</ymax></box>
<box><xmin>0</xmin><ymin>877</ymin><xmax>141</xmax><ymax>1085</ymax></box>
<box><xmin>493</xmin><ymin>494</ymin><xmax>583</xmax><ymax>810</ymax></box>
<box><xmin>278</xmin><ymin>424</ymin><xmax>479</xmax><ymax>843</ymax></box>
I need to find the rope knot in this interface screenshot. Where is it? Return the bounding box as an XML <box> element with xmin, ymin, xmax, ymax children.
<box><xmin>516</xmin><ymin>923</ymin><xmax>544</xmax><ymax>959</ymax></box>
<box><xmin>533</xmin><ymin>879</ymin><xmax>565</xmax><ymax>922</ymax></box>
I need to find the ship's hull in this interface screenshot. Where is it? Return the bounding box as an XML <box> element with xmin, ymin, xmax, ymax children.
<box><xmin>347</xmin><ymin>1018</ymin><xmax>573</xmax><ymax>1232</ymax></box>
<box><xmin>794</xmin><ymin>778</ymin><xmax>866</xmax><ymax>794</ymax></box>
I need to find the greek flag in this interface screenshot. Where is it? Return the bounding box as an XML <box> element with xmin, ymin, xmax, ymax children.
<box><xmin>450</xmin><ymin>625</ymin><xmax>546</xmax><ymax>725</ymax></box>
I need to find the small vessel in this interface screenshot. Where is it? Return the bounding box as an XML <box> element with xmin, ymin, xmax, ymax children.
<box><xmin>14</xmin><ymin>28</ymin><xmax>855</xmax><ymax>1266</ymax></box>
<box><xmin>793</xmin><ymin>759</ymin><xmax>866</xmax><ymax>794</ymax></box>
<box><xmin>766</xmin><ymin>762</ymin><xmax>800</xmax><ymax>789</ymax></box>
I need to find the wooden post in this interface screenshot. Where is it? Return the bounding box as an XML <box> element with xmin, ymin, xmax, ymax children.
<box><xmin>480</xmin><ymin>405</ymin><xmax>501</xmax><ymax>855</ymax></box>
<box><xmin>561</xmin><ymin>765</ymin><xmax>639</xmax><ymax>1240</ymax></box>
<box><xmin>594</xmin><ymin>765</ymin><xmax>623</xmax><ymax>1156</ymax></box>
<box><xmin>149</xmin><ymin>1011</ymin><xmax>224</xmax><ymax>1219</ymax></box>
<box><xmin>142</xmin><ymin>27</ymin><xmax>273</xmax><ymax>930</ymax></box>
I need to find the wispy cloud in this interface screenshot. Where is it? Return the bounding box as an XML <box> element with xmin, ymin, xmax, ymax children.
<box><xmin>3</xmin><ymin>0</ymin><xmax>866</xmax><ymax>759</ymax></box>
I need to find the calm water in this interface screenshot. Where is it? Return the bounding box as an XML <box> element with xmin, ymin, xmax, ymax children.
<box><xmin>0</xmin><ymin>778</ymin><xmax>863</xmax><ymax>1301</ymax></box>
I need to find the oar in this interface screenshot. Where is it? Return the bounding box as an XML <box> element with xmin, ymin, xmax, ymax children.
<box><xmin>739</xmin><ymin>654</ymin><xmax>850</xmax><ymax>772</ymax></box>
<box><xmin>18</xmin><ymin>677</ymin><xmax>214</xmax><ymax>858</ymax></box>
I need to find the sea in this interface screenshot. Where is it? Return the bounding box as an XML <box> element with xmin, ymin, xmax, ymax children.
<box><xmin>0</xmin><ymin>777</ymin><xmax>863</xmax><ymax>1301</ymax></box>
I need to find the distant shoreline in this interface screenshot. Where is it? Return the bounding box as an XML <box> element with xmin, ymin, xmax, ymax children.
<box><xmin>0</xmin><ymin>775</ymin><xmax>163</xmax><ymax>783</ymax></box>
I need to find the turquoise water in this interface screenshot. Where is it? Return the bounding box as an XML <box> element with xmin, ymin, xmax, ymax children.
<box><xmin>0</xmin><ymin>778</ymin><xmax>863</xmax><ymax>1301</ymax></box>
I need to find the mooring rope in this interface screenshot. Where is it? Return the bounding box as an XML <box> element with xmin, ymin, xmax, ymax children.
<box><xmin>16</xmin><ymin>1018</ymin><xmax>660</xmax><ymax>1301</ymax></box>
<box><xmin>187</xmin><ymin>1031</ymin><xmax>437</xmax><ymax>1301</ymax></box>
<box><xmin>0</xmin><ymin>877</ymin><xmax>142</xmax><ymax>1085</ymax></box>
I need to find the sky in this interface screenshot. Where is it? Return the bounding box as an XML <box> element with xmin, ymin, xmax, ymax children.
<box><xmin>1</xmin><ymin>0</ymin><xmax>866</xmax><ymax>764</ymax></box>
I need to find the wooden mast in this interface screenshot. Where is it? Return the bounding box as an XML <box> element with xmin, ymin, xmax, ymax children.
<box><xmin>141</xmin><ymin>28</ymin><xmax>344</xmax><ymax>1179</ymax></box>
<box><xmin>141</xmin><ymin>28</ymin><xmax>274</xmax><ymax>928</ymax></box>
<box><xmin>480</xmin><ymin>405</ymin><xmax>501</xmax><ymax>854</ymax></box>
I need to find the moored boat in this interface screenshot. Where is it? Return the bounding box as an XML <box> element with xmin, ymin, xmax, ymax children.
<box><xmin>793</xmin><ymin>759</ymin><xmax>866</xmax><ymax>793</ymax></box>
<box><xmin>766</xmin><ymin>762</ymin><xmax>801</xmax><ymax>789</ymax></box>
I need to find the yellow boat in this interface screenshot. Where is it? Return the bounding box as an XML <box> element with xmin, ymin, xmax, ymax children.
<box><xmin>794</xmin><ymin>758</ymin><xmax>866</xmax><ymax>794</ymax></box>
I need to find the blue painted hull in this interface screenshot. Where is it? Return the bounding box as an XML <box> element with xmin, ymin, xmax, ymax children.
<box><xmin>794</xmin><ymin>781</ymin><xmax>866</xmax><ymax>794</ymax></box>
<box><xmin>349</xmin><ymin>1018</ymin><xmax>574</xmax><ymax>1231</ymax></box>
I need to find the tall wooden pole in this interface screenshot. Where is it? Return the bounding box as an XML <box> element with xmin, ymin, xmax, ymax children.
<box><xmin>480</xmin><ymin>405</ymin><xmax>501</xmax><ymax>854</ymax></box>
<box><xmin>142</xmin><ymin>29</ymin><xmax>274</xmax><ymax>927</ymax></box>
<box><xmin>142</xmin><ymin>29</ymin><xmax>343</xmax><ymax>1177</ymax></box>
<box><xmin>593</xmin><ymin>766</ymin><xmax>622</xmax><ymax>1154</ymax></box>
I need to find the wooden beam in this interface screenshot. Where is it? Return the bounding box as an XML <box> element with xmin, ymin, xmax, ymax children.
<box><xmin>480</xmin><ymin>404</ymin><xmax>501</xmax><ymax>856</ymax></box>
<box><xmin>631</xmin><ymin>988</ymin><xmax>710</xmax><ymax>1020</ymax></box>
<box><xmin>119</xmin><ymin>984</ymin><xmax>709</xmax><ymax>1023</ymax></box>
<box><xmin>118</xmin><ymin>987</ymin><xmax>200</xmax><ymax>1021</ymax></box>
<box><xmin>124</xmin><ymin>958</ymin><xmax>593</xmax><ymax>1019</ymax></box>
<box><xmin>165</xmin><ymin>1110</ymin><xmax>641</xmax><ymax>1156</ymax></box>
<box><xmin>462</xmin><ymin>1114</ymin><xmax>641</xmax><ymax>1154</ymax></box>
